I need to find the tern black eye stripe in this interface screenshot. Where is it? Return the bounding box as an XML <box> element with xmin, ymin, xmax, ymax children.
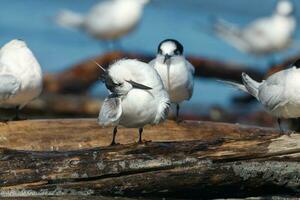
<box><xmin>105</xmin><ymin>75</ymin><xmax>122</xmax><ymax>92</ymax></box>
<box><xmin>294</xmin><ymin>59</ymin><xmax>300</xmax><ymax>68</ymax></box>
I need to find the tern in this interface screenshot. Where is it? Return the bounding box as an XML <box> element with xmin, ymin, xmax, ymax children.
<box><xmin>0</xmin><ymin>39</ymin><xmax>43</xmax><ymax>120</ymax></box>
<box><xmin>149</xmin><ymin>39</ymin><xmax>195</xmax><ymax>122</ymax></box>
<box><xmin>97</xmin><ymin>59</ymin><xmax>170</xmax><ymax>145</ymax></box>
<box><xmin>214</xmin><ymin>0</ymin><xmax>296</xmax><ymax>57</ymax></box>
<box><xmin>56</xmin><ymin>0</ymin><xmax>149</xmax><ymax>49</ymax></box>
<box><xmin>221</xmin><ymin>59</ymin><xmax>300</xmax><ymax>133</ymax></box>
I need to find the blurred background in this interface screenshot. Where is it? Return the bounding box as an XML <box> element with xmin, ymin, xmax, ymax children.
<box><xmin>1</xmin><ymin>0</ymin><xmax>300</xmax><ymax>128</ymax></box>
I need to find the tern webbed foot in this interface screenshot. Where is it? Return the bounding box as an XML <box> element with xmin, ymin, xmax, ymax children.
<box><xmin>137</xmin><ymin>139</ymin><xmax>152</xmax><ymax>145</ymax></box>
<box><xmin>285</xmin><ymin>130</ymin><xmax>295</xmax><ymax>137</ymax></box>
<box><xmin>11</xmin><ymin>106</ymin><xmax>26</xmax><ymax>121</ymax></box>
<box><xmin>11</xmin><ymin>116</ymin><xmax>26</xmax><ymax>121</ymax></box>
<box><xmin>176</xmin><ymin>118</ymin><xmax>183</xmax><ymax>124</ymax></box>
<box><xmin>109</xmin><ymin>141</ymin><xmax>120</xmax><ymax>146</ymax></box>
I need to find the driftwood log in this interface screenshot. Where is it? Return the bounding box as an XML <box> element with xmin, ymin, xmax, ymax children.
<box><xmin>0</xmin><ymin>93</ymin><xmax>102</xmax><ymax>119</ymax></box>
<box><xmin>24</xmin><ymin>93</ymin><xmax>102</xmax><ymax>117</ymax></box>
<box><xmin>43</xmin><ymin>52</ymin><xmax>264</xmax><ymax>94</ymax></box>
<box><xmin>0</xmin><ymin>119</ymin><xmax>300</xmax><ymax>198</ymax></box>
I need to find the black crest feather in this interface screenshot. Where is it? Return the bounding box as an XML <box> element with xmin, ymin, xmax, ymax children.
<box><xmin>293</xmin><ymin>59</ymin><xmax>300</xmax><ymax>68</ymax></box>
<box><xmin>157</xmin><ymin>39</ymin><xmax>184</xmax><ymax>54</ymax></box>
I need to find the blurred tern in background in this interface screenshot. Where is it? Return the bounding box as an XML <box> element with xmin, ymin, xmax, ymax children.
<box><xmin>221</xmin><ymin>59</ymin><xmax>300</xmax><ymax>133</ymax></box>
<box><xmin>56</xmin><ymin>0</ymin><xmax>149</xmax><ymax>50</ymax></box>
<box><xmin>0</xmin><ymin>39</ymin><xmax>43</xmax><ymax>120</ymax></box>
<box><xmin>96</xmin><ymin>59</ymin><xmax>170</xmax><ymax>146</ymax></box>
<box><xmin>214</xmin><ymin>0</ymin><xmax>296</xmax><ymax>58</ymax></box>
<box><xmin>150</xmin><ymin>39</ymin><xmax>194</xmax><ymax>122</ymax></box>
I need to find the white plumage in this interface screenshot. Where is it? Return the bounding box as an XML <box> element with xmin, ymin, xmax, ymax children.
<box><xmin>149</xmin><ymin>39</ymin><xmax>194</xmax><ymax>121</ymax></box>
<box><xmin>0</xmin><ymin>39</ymin><xmax>43</xmax><ymax>119</ymax></box>
<box><xmin>56</xmin><ymin>0</ymin><xmax>149</xmax><ymax>42</ymax></box>
<box><xmin>214</xmin><ymin>0</ymin><xmax>296</xmax><ymax>56</ymax></box>
<box><xmin>221</xmin><ymin>60</ymin><xmax>300</xmax><ymax>132</ymax></box>
<box><xmin>98</xmin><ymin>59</ymin><xmax>170</xmax><ymax>145</ymax></box>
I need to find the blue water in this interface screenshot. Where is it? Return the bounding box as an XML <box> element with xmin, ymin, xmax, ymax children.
<box><xmin>1</xmin><ymin>0</ymin><xmax>300</xmax><ymax>112</ymax></box>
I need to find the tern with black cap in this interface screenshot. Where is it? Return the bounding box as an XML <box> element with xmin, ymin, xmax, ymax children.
<box><xmin>150</xmin><ymin>39</ymin><xmax>195</xmax><ymax>122</ymax></box>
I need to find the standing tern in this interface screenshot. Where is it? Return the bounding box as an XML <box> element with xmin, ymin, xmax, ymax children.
<box><xmin>56</xmin><ymin>0</ymin><xmax>149</xmax><ymax>49</ymax></box>
<box><xmin>149</xmin><ymin>39</ymin><xmax>195</xmax><ymax>122</ymax></box>
<box><xmin>221</xmin><ymin>59</ymin><xmax>300</xmax><ymax>133</ymax></box>
<box><xmin>96</xmin><ymin>59</ymin><xmax>170</xmax><ymax>145</ymax></box>
<box><xmin>214</xmin><ymin>0</ymin><xmax>296</xmax><ymax>57</ymax></box>
<box><xmin>0</xmin><ymin>39</ymin><xmax>43</xmax><ymax>120</ymax></box>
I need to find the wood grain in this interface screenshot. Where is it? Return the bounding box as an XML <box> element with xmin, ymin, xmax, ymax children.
<box><xmin>1</xmin><ymin>120</ymin><xmax>300</xmax><ymax>198</ymax></box>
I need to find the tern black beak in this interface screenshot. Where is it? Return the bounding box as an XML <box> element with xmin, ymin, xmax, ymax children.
<box><xmin>126</xmin><ymin>80</ymin><xmax>152</xmax><ymax>90</ymax></box>
<box><xmin>163</xmin><ymin>54</ymin><xmax>171</xmax><ymax>64</ymax></box>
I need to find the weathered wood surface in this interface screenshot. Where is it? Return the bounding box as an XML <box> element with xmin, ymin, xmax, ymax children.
<box><xmin>0</xmin><ymin>119</ymin><xmax>277</xmax><ymax>151</ymax></box>
<box><xmin>1</xmin><ymin>119</ymin><xmax>300</xmax><ymax>198</ymax></box>
<box><xmin>0</xmin><ymin>197</ymin><xmax>133</xmax><ymax>200</ymax></box>
<box><xmin>43</xmin><ymin>52</ymin><xmax>263</xmax><ymax>94</ymax></box>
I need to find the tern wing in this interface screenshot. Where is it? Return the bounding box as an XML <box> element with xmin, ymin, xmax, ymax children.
<box><xmin>85</xmin><ymin>0</ymin><xmax>117</xmax><ymax>31</ymax></box>
<box><xmin>242</xmin><ymin>17</ymin><xmax>276</xmax><ymax>53</ymax></box>
<box><xmin>186</xmin><ymin>60</ymin><xmax>195</xmax><ymax>75</ymax></box>
<box><xmin>259</xmin><ymin>83</ymin><xmax>286</xmax><ymax>112</ymax></box>
<box><xmin>0</xmin><ymin>74</ymin><xmax>20</xmax><ymax>101</ymax></box>
<box><xmin>186</xmin><ymin>61</ymin><xmax>195</xmax><ymax>99</ymax></box>
<box><xmin>148</xmin><ymin>59</ymin><xmax>156</xmax><ymax>67</ymax></box>
<box><xmin>259</xmin><ymin>69</ymin><xmax>291</xmax><ymax>111</ymax></box>
<box><xmin>98</xmin><ymin>96</ymin><xmax>122</xmax><ymax>126</ymax></box>
<box><xmin>213</xmin><ymin>18</ymin><xmax>249</xmax><ymax>52</ymax></box>
<box><xmin>245</xmin><ymin>17</ymin><xmax>272</xmax><ymax>37</ymax></box>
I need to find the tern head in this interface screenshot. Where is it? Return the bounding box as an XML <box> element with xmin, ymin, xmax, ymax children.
<box><xmin>139</xmin><ymin>0</ymin><xmax>150</xmax><ymax>5</ymax></box>
<box><xmin>123</xmin><ymin>0</ymin><xmax>150</xmax><ymax>6</ymax></box>
<box><xmin>94</xmin><ymin>60</ymin><xmax>152</xmax><ymax>95</ymax></box>
<box><xmin>276</xmin><ymin>0</ymin><xmax>294</xmax><ymax>16</ymax></box>
<box><xmin>1</xmin><ymin>39</ymin><xmax>27</xmax><ymax>50</ymax></box>
<box><xmin>157</xmin><ymin>39</ymin><xmax>184</xmax><ymax>64</ymax></box>
<box><xmin>293</xmin><ymin>59</ymin><xmax>300</xmax><ymax>68</ymax></box>
<box><xmin>94</xmin><ymin>61</ymin><xmax>123</xmax><ymax>94</ymax></box>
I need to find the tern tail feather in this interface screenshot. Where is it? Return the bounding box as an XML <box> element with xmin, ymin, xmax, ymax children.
<box><xmin>219</xmin><ymin>73</ymin><xmax>260</xmax><ymax>100</ymax></box>
<box><xmin>218</xmin><ymin>80</ymin><xmax>248</xmax><ymax>93</ymax></box>
<box><xmin>241</xmin><ymin>72</ymin><xmax>260</xmax><ymax>99</ymax></box>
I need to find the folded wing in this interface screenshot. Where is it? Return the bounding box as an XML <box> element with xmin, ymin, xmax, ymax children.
<box><xmin>0</xmin><ymin>74</ymin><xmax>20</xmax><ymax>102</ymax></box>
<box><xmin>98</xmin><ymin>96</ymin><xmax>122</xmax><ymax>126</ymax></box>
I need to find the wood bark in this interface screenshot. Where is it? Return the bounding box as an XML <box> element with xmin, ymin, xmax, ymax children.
<box><xmin>0</xmin><ymin>120</ymin><xmax>300</xmax><ymax>198</ymax></box>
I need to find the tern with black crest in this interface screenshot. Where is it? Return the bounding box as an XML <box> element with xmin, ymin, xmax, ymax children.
<box><xmin>149</xmin><ymin>39</ymin><xmax>195</xmax><ymax>122</ymax></box>
<box><xmin>96</xmin><ymin>59</ymin><xmax>170</xmax><ymax>145</ymax></box>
